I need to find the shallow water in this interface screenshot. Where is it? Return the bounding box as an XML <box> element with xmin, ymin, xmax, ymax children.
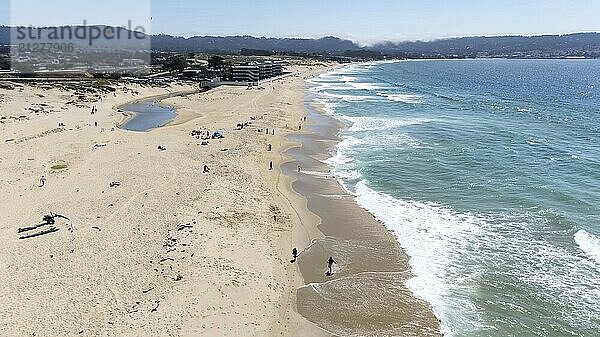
<box><xmin>309</xmin><ymin>59</ymin><xmax>600</xmax><ymax>337</ymax></box>
<box><xmin>121</xmin><ymin>99</ymin><xmax>176</xmax><ymax>132</ymax></box>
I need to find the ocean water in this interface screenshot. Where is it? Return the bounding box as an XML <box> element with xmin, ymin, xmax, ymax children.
<box><xmin>308</xmin><ymin>59</ymin><xmax>600</xmax><ymax>337</ymax></box>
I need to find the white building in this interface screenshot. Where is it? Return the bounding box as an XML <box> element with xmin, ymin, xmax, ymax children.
<box><xmin>232</xmin><ymin>60</ymin><xmax>285</xmax><ymax>83</ymax></box>
<box><xmin>232</xmin><ymin>64</ymin><xmax>260</xmax><ymax>83</ymax></box>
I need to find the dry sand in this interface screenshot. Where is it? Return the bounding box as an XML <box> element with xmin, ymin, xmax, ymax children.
<box><xmin>0</xmin><ymin>62</ymin><xmax>333</xmax><ymax>336</ymax></box>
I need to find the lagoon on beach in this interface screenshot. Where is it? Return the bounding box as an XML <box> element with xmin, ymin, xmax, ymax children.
<box><xmin>120</xmin><ymin>99</ymin><xmax>177</xmax><ymax>132</ymax></box>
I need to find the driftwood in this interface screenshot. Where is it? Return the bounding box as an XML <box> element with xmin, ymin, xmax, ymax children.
<box><xmin>19</xmin><ymin>227</ymin><xmax>59</xmax><ymax>240</ymax></box>
<box><xmin>17</xmin><ymin>222</ymin><xmax>47</xmax><ymax>233</ymax></box>
<box><xmin>17</xmin><ymin>213</ymin><xmax>71</xmax><ymax>238</ymax></box>
<box><xmin>177</xmin><ymin>224</ymin><xmax>193</xmax><ymax>231</ymax></box>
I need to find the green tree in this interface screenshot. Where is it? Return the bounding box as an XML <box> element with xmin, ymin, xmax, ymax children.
<box><xmin>164</xmin><ymin>56</ymin><xmax>187</xmax><ymax>73</ymax></box>
<box><xmin>0</xmin><ymin>55</ymin><xmax>9</xmax><ymax>70</ymax></box>
<box><xmin>208</xmin><ymin>55</ymin><xmax>225</xmax><ymax>70</ymax></box>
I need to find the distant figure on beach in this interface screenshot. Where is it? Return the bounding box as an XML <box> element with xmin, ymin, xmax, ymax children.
<box><xmin>203</xmin><ymin>165</ymin><xmax>210</xmax><ymax>174</ymax></box>
<box><xmin>290</xmin><ymin>248</ymin><xmax>298</xmax><ymax>263</ymax></box>
<box><xmin>272</xmin><ymin>129</ymin><xmax>275</xmax><ymax>135</ymax></box>
<box><xmin>298</xmin><ymin>166</ymin><xmax>301</xmax><ymax>173</ymax></box>
<box><xmin>39</xmin><ymin>175</ymin><xmax>46</xmax><ymax>187</ymax></box>
<box><xmin>94</xmin><ymin>122</ymin><xmax>98</xmax><ymax>127</ymax></box>
<box><xmin>267</xmin><ymin>144</ymin><xmax>272</xmax><ymax>152</ymax></box>
<box><xmin>269</xmin><ymin>161</ymin><xmax>273</xmax><ymax>171</ymax></box>
<box><xmin>326</xmin><ymin>256</ymin><xmax>336</xmax><ymax>276</ymax></box>
<box><xmin>266</xmin><ymin>128</ymin><xmax>269</xmax><ymax>134</ymax></box>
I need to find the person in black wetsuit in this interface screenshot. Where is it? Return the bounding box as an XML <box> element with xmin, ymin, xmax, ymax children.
<box><xmin>326</xmin><ymin>256</ymin><xmax>336</xmax><ymax>276</ymax></box>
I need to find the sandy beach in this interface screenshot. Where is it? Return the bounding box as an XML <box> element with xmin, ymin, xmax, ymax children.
<box><xmin>0</xmin><ymin>60</ymin><xmax>438</xmax><ymax>336</ymax></box>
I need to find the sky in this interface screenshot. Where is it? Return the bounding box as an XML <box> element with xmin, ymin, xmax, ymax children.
<box><xmin>2</xmin><ymin>0</ymin><xmax>600</xmax><ymax>45</ymax></box>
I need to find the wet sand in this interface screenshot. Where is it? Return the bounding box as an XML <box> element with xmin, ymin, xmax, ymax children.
<box><xmin>282</xmin><ymin>99</ymin><xmax>441</xmax><ymax>336</ymax></box>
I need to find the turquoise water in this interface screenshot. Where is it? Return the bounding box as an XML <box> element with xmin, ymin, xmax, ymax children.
<box><xmin>309</xmin><ymin>59</ymin><xmax>600</xmax><ymax>336</ymax></box>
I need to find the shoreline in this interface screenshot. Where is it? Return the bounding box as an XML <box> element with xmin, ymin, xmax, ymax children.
<box><xmin>280</xmin><ymin>75</ymin><xmax>442</xmax><ymax>335</ymax></box>
<box><xmin>0</xmin><ymin>59</ymin><xmax>439</xmax><ymax>336</ymax></box>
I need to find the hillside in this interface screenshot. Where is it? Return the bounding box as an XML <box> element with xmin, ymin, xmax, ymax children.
<box><xmin>2</xmin><ymin>26</ymin><xmax>600</xmax><ymax>58</ymax></box>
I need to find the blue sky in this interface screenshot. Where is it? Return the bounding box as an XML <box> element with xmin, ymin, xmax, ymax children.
<box><xmin>2</xmin><ymin>0</ymin><xmax>600</xmax><ymax>45</ymax></box>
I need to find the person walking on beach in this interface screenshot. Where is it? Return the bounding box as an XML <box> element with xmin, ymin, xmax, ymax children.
<box><xmin>39</xmin><ymin>175</ymin><xmax>46</xmax><ymax>187</ymax></box>
<box><xmin>290</xmin><ymin>248</ymin><xmax>298</xmax><ymax>263</ymax></box>
<box><xmin>298</xmin><ymin>166</ymin><xmax>301</xmax><ymax>173</ymax></box>
<box><xmin>326</xmin><ymin>256</ymin><xmax>336</xmax><ymax>276</ymax></box>
<box><xmin>269</xmin><ymin>161</ymin><xmax>273</xmax><ymax>171</ymax></box>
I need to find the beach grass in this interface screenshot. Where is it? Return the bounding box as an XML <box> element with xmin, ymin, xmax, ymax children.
<box><xmin>50</xmin><ymin>163</ymin><xmax>68</xmax><ymax>170</ymax></box>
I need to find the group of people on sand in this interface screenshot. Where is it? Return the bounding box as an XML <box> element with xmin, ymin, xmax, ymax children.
<box><xmin>262</xmin><ymin>115</ymin><xmax>337</xmax><ymax>275</ymax></box>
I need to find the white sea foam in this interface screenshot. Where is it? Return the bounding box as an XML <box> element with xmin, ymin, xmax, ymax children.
<box><xmin>320</xmin><ymin>92</ymin><xmax>380</xmax><ymax>102</ymax></box>
<box><xmin>312</xmin><ymin>98</ymin><xmax>339</xmax><ymax>116</ymax></box>
<box><xmin>344</xmin><ymin>115</ymin><xmax>433</xmax><ymax>132</ymax></box>
<box><xmin>323</xmin><ymin>136</ymin><xmax>362</xmax><ymax>185</ymax></box>
<box><xmin>347</xmin><ymin>180</ymin><xmax>600</xmax><ymax>335</ymax></box>
<box><xmin>348</xmin><ymin>82</ymin><xmax>390</xmax><ymax>91</ymax></box>
<box><xmin>575</xmin><ymin>230</ymin><xmax>600</xmax><ymax>264</ymax></box>
<box><xmin>374</xmin><ymin>133</ymin><xmax>425</xmax><ymax>148</ymax></box>
<box><xmin>353</xmin><ymin>181</ymin><xmax>487</xmax><ymax>336</ymax></box>
<box><xmin>377</xmin><ymin>92</ymin><xmax>424</xmax><ymax>104</ymax></box>
<box><xmin>339</xmin><ymin>76</ymin><xmax>358</xmax><ymax>82</ymax></box>
<box><xmin>301</xmin><ymin>170</ymin><xmax>334</xmax><ymax>178</ymax></box>
<box><xmin>309</xmin><ymin>81</ymin><xmax>388</xmax><ymax>92</ymax></box>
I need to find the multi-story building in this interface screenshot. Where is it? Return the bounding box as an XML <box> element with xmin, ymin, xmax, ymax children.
<box><xmin>258</xmin><ymin>62</ymin><xmax>272</xmax><ymax>80</ymax></box>
<box><xmin>231</xmin><ymin>63</ymin><xmax>260</xmax><ymax>83</ymax></box>
<box><xmin>271</xmin><ymin>61</ymin><xmax>283</xmax><ymax>77</ymax></box>
<box><xmin>231</xmin><ymin>61</ymin><xmax>285</xmax><ymax>83</ymax></box>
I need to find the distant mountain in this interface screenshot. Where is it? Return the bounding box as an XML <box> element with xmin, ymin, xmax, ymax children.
<box><xmin>0</xmin><ymin>26</ymin><xmax>9</xmax><ymax>45</ymax></box>
<box><xmin>372</xmin><ymin>33</ymin><xmax>600</xmax><ymax>58</ymax></box>
<box><xmin>2</xmin><ymin>26</ymin><xmax>600</xmax><ymax>58</ymax></box>
<box><xmin>0</xmin><ymin>26</ymin><xmax>359</xmax><ymax>53</ymax></box>
<box><xmin>150</xmin><ymin>34</ymin><xmax>359</xmax><ymax>53</ymax></box>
